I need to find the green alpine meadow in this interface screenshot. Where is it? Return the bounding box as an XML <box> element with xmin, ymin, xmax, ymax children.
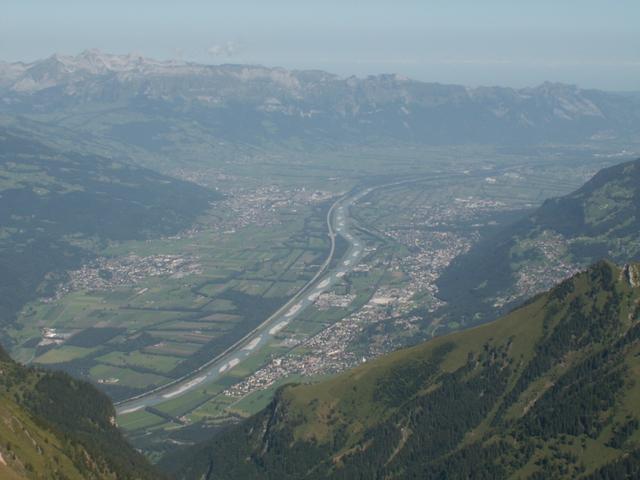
<box><xmin>171</xmin><ymin>261</ymin><xmax>640</xmax><ymax>479</ymax></box>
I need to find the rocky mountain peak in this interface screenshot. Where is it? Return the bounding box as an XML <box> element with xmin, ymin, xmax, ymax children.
<box><xmin>622</xmin><ymin>263</ymin><xmax>640</xmax><ymax>288</ymax></box>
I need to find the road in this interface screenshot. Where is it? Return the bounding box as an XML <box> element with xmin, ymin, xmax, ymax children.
<box><xmin>115</xmin><ymin>188</ymin><xmax>370</xmax><ymax>415</ymax></box>
<box><xmin>114</xmin><ymin>162</ymin><xmax>551</xmax><ymax>416</ymax></box>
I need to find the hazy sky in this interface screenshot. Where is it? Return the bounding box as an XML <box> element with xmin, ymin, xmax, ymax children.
<box><xmin>2</xmin><ymin>0</ymin><xmax>639</xmax><ymax>90</ymax></box>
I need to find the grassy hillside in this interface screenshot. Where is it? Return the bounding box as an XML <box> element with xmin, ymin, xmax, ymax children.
<box><xmin>0</xmin><ymin>343</ymin><xmax>162</xmax><ymax>479</ymax></box>
<box><xmin>438</xmin><ymin>158</ymin><xmax>640</xmax><ymax>324</ymax></box>
<box><xmin>173</xmin><ymin>261</ymin><xmax>640</xmax><ymax>479</ymax></box>
<box><xmin>0</xmin><ymin>127</ymin><xmax>219</xmax><ymax>332</ymax></box>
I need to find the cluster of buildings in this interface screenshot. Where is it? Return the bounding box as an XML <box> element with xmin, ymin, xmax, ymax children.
<box><xmin>379</xmin><ymin>197</ymin><xmax>505</xmax><ymax>312</ymax></box>
<box><xmin>200</xmin><ymin>185</ymin><xmax>336</xmax><ymax>239</ymax></box>
<box><xmin>223</xmin><ymin>194</ymin><xmax>518</xmax><ymax>400</ymax></box>
<box><xmin>45</xmin><ymin>184</ymin><xmax>335</xmax><ymax>305</ymax></box>
<box><xmin>48</xmin><ymin>254</ymin><xmax>201</xmax><ymax>299</ymax></box>
<box><xmin>224</xmin><ymin>293</ymin><xmax>370</xmax><ymax>398</ymax></box>
<box><xmin>225</xmin><ymin>273</ymin><xmax>424</xmax><ymax>399</ymax></box>
<box><xmin>388</xmin><ymin>230</ymin><xmax>472</xmax><ymax>313</ymax></box>
<box><xmin>314</xmin><ymin>292</ymin><xmax>356</xmax><ymax>310</ymax></box>
<box><xmin>503</xmin><ymin>231</ymin><xmax>581</xmax><ymax>307</ymax></box>
<box><xmin>38</xmin><ymin>327</ymin><xmax>73</xmax><ymax>347</ymax></box>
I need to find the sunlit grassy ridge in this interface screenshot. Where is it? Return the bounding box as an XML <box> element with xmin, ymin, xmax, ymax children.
<box><xmin>0</xmin><ymin>344</ymin><xmax>161</xmax><ymax>479</ymax></box>
<box><xmin>173</xmin><ymin>261</ymin><xmax>640</xmax><ymax>479</ymax></box>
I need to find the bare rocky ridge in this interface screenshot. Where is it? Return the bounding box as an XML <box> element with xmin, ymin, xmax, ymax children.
<box><xmin>2</xmin><ymin>50</ymin><xmax>639</xmax><ymax>146</ymax></box>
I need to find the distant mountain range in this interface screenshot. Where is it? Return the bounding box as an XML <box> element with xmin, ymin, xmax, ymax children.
<box><xmin>437</xmin><ymin>157</ymin><xmax>640</xmax><ymax>324</ymax></box>
<box><xmin>3</xmin><ymin>52</ymin><xmax>640</xmax><ymax>479</ymax></box>
<box><xmin>171</xmin><ymin>260</ymin><xmax>640</xmax><ymax>479</ymax></box>
<box><xmin>1</xmin><ymin>50</ymin><xmax>639</xmax><ymax>146</ymax></box>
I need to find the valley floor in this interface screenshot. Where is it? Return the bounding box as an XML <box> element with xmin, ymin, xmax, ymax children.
<box><xmin>5</xmin><ymin>144</ymin><xmax>629</xmax><ymax>457</ymax></box>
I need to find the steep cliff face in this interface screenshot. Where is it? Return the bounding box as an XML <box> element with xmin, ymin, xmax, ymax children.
<box><xmin>173</xmin><ymin>261</ymin><xmax>640</xmax><ymax>479</ymax></box>
<box><xmin>0</xmin><ymin>345</ymin><xmax>161</xmax><ymax>479</ymax></box>
<box><xmin>623</xmin><ymin>263</ymin><xmax>640</xmax><ymax>287</ymax></box>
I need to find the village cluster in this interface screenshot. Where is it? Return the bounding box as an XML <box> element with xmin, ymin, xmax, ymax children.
<box><xmin>47</xmin><ymin>254</ymin><xmax>202</xmax><ymax>300</ymax></box>
<box><xmin>224</xmin><ymin>191</ymin><xmax>559</xmax><ymax>400</ymax></box>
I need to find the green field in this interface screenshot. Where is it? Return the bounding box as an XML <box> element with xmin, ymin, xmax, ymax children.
<box><xmin>6</xmin><ymin>142</ymin><xmax>618</xmax><ymax>459</ymax></box>
<box><xmin>13</xmin><ymin>197</ymin><xmax>333</xmax><ymax>403</ymax></box>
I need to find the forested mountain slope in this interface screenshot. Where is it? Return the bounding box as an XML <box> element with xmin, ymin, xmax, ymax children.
<box><xmin>0</xmin><ymin>343</ymin><xmax>161</xmax><ymax>479</ymax></box>
<box><xmin>0</xmin><ymin>127</ymin><xmax>219</xmax><ymax>333</ymax></box>
<box><xmin>173</xmin><ymin>261</ymin><xmax>640</xmax><ymax>479</ymax></box>
<box><xmin>438</xmin><ymin>157</ymin><xmax>640</xmax><ymax>324</ymax></box>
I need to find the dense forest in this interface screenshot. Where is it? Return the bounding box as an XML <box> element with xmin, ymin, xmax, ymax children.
<box><xmin>0</xmin><ymin>342</ymin><xmax>162</xmax><ymax>479</ymax></box>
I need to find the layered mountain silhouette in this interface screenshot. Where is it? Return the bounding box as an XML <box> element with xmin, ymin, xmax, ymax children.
<box><xmin>1</xmin><ymin>51</ymin><xmax>639</xmax><ymax>146</ymax></box>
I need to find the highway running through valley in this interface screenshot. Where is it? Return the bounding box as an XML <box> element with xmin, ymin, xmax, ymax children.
<box><xmin>115</xmin><ymin>187</ymin><xmax>372</xmax><ymax>415</ymax></box>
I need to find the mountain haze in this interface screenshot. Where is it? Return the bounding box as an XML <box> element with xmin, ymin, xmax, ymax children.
<box><xmin>2</xmin><ymin>50</ymin><xmax>640</xmax><ymax>480</ymax></box>
<box><xmin>1</xmin><ymin>50</ymin><xmax>639</xmax><ymax>147</ymax></box>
